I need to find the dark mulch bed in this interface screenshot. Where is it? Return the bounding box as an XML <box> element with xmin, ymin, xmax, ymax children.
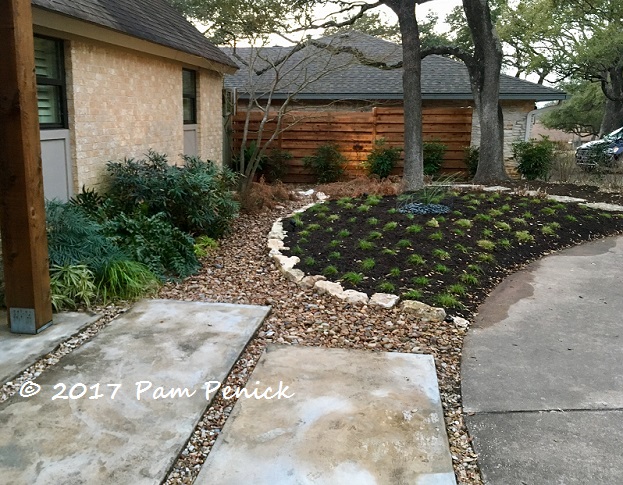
<box><xmin>284</xmin><ymin>189</ymin><xmax>623</xmax><ymax>317</ymax></box>
<box><xmin>507</xmin><ymin>180</ymin><xmax>623</xmax><ymax>205</ymax></box>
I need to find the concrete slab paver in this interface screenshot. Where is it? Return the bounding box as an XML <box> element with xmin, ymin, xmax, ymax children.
<box><xmin>197</xmin><ymin>345</ymin><xmax>456</xmax><ymax>485</ymax></box>
<box><xmin>0</xmin><ymin>311</ymin><xmax>101</xmax><ymax>383</ymax></box>
<box><xmin>0</xmin><ymin>299</ymin><xmax>269</xmax><ymax>484</ymax></box>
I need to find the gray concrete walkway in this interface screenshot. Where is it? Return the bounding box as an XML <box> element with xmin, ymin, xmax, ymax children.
<box><xmin>0</xmin><ymin>299</ymin><xmax>269</xmax><ymax>484</ymax></box>
<box><xmin>0</xmin><ymin>310</ymin><xmax>101</xmax><ymax>383</ymax></box>
<box><xmin>197</xmin><ymin>346</ymin><xmax>456</xmax><ymax>485</ymax></box>
<box><xmin>462</xmin><ymin>235</ymin><xmax>623</xmax><ymax>484</ymax></box>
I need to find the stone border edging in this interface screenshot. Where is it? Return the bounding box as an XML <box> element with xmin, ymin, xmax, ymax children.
<box><xmin>267</xmin><ymin>192</ymin><xmax>449</xmax><ymax>323</ymax></box>
<box><xmin>267</xmin><ymin>184</ymin><xmax>623</xmax><ymax>321</ymax></box>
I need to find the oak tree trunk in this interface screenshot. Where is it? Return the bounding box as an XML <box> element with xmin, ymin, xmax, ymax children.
<box><xmin>600</xmin><ymin>64</ymin><xmax>623</xmax><ymax>136</ymax></box>
<box><xmin>385</xmin><ymin>0</ymin><xmax>425</xmax><ymax>191</ymax></box>
<box><xmin>463</xmin><ymin>0</ymin><xmax>508</xmax><ymax>183</ymax></box>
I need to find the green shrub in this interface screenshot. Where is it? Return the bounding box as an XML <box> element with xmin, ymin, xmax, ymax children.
<box><xmin>103</xmin><ymin>212</ymin><xmax>199</xmax><ymax>280</ymax></box>
<box><xmin>423</xmin><ymin>141</ymin><xmax>447</xmax><ymax>176</ymax></box>
<box><xmin>303</xmin><ymin>143</ymin><xmax>346</xmax><ymax>183</ymax></box>
<box><xmin>512</xmin><ymin>136</ymin><xmax>556</xmax><ymax>180</ymax></box>
<box><xmin>364</xmin><ymin>139</ymin><xmax>401</xmax><ymax>178</ymax></box>
<box><xmin>46</xmin><ymin>201</ymin><xmax>125</xmax><ymax>279</ymax></box>
<box><xmin>464</xmin><ymin>146</ymin><xmax>479</xmax><ymax>177</ymax></box>
<box><xmin>106</xmin><ymin>151</ymin><xmax>239</xmax><ymax>237</ymax></box>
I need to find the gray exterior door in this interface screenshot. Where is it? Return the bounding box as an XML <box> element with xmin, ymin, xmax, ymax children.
<box><xmin>40</xmin><ymin>129</ymin><xmax>72</xmax><ymax>201</ymax></box>
<box><xmin>184</xmin><ymin>125</ymin><xmax>198</xmax><ymax>157</ymax></box>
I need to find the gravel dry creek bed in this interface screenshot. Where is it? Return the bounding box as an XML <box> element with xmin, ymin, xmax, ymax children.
<box><xmin>158</xmin><ymin>195</ymin><xmax>482</xmax><ymax>485</ymax></box>
<box><xmin>8</xmin><ymin>181</ymin><xmax>621</xmax><ymax>484</ymax></box>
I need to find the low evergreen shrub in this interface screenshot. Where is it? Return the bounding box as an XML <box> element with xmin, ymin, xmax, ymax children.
<box><xmin>364</xmin><ymin>139</ymin><xmax>401</xmax><ymax>179</ymax></box>
<box><xmin>303</xmin><ymin>143</ymin><xmax>346</xmax><ymax>183</ymax></box>
<box><xmin>423</xmin><ymin>141</ymin><xmax>447</xmax><ymax>176</ymax></box>
<box><xmin>106</xmin><ymin>151</ymin><xmax>239</xmax><ymax>237</ymax></box>
<box><xmin>512</xmin><ymin>136</ymin><xmax>556</xmax><ymax>180</ymax></box>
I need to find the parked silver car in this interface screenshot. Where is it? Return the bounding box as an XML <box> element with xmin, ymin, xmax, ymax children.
<box><xmin>575</xmin><ymin>127</ymin><xmax>623</xmax><ymax>170</ymax></box>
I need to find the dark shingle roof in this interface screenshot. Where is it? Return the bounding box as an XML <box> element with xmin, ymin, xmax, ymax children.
<box><xmin>225</xmin><ymin>31</ymin><xmax>564</xmax><ymax>101</ymax></box>
<box><xmin>32</xmin><ymin>0</ymin><xmax>237</xmax><ymax>70</ymax></box>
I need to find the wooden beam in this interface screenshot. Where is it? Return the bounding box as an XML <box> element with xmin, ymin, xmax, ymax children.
<box><xmin>0</xmin><ymin>0</ymin><xmax>53</xmax><ymax>333</ymax></box>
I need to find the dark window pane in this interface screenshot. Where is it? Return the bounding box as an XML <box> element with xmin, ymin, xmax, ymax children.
<box><xmin>37</xmin><ymin>85</ymin><xmax>62</xmax><ymax>125</ymax></box>
<box><xmin>183</xmin><ymin>98</ymin><xmax>196</xmax><ymax>124</ymax></box>
<box><xmin>183</xmin><ymin>69</ymin><xmax>196</xmax><ymax>96</ymax></box>
<box><xmin>34</xmin><ymin>37</ymin><xmax>60</xmax><ymax>79</ymax></box>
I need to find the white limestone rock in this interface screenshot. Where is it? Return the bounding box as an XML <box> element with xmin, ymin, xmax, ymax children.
<box><xmin>284</xmin><ymin>268</ymin><xmax>305</xmax><ymax>283</ymax></box>
<box><xmin>314</xmin><ymin>280</ymin><xmax>344</xmax><ymax>297</ymax></box>
<box><xmin>369</xmin><ymin>293</ymin><xmax>400</xmax><ymax>309</ymax></box>
<box><xmin>338</xmin><ymin>289</ymin><xmax>369</xmax><ymax>305</ymax></box>
<box><xmin>300</xmin><ymin>275</ymin><xmax>326</xmax><ymax>289</ymax></box>
<box><xmin>401</xmin><ymin>300</ymin><xmax>446</xmax><ymax>322</ymax></box>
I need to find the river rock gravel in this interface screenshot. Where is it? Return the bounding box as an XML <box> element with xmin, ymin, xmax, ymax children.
<box><xmin>160</xmin><ymin>196</ymin><xmax>482</xmax><ymax>485</ymax></box>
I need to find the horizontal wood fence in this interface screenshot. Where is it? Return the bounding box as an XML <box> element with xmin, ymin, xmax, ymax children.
<box><xmin>231</xmin><ymin>106</ymin><xmax>473</xmax><ymax>183</ymax></box>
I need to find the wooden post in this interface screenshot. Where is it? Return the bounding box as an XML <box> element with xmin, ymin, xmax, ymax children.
<box><xmin>0</xmin><ymin>0</ymin><xmax>53</xmax><ymax>333</ymax></box>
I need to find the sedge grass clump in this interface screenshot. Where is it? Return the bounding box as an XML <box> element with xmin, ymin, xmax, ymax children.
<box><xmin>291</xmin><ymin>245</ymin><xmax>303</xmax><ymax>256</ymax></box>
<box><xmin>453</xmin><ymin>228</ymin><xmax>465</xmax><ymax>236</ymax></box>
<box><xmin>366</xmin><ymin>194</ymin><xmax>382</xmax><ymax>206</ymax></box>
<box><xmin>304</xmin><ymin>256</ymin><xmax>316</xmax><ymax>266</ymax></box>
<box><xmin>541</xmin><ymin>207</ymin><xmax>556</xmax><ymax>216</ymax></box>
<box><xmin>488</xmin><ymin>208</ymin><xmax>503</xmax><ymax>217</ymax></box>
<box><xmin>402</xmin><ymin>289</ymin><xmax>423</xmax><ymax>300</ymax></box>
<box><xmin>426</xmin><ymin>218</ymin><xmax>440</xmax><ymax>228</ymax></box>
<box><xmin>367</xmin><ymin>217</ymin><xmax>379</xmax><ymax>226</ymax></box>
<box><xmin>523</xmin><ymin>211</ymin><xmax>534</xmax><ymax>219</ymax></box>
<box><xmin>477</xmin><ymin>239</ymin><xmax>496</xmax><ymax>251</ymax></box>
<box><xmin>495</xmin><ymin>221</ymin><xmax>512</xmax><ymax>232</ymax></box>
<box><xmin>435</xmin><ymin>293</ymin><xmax>464</xmax><ymax>309</ymax></box>
<box><xmin>358</xmin><ymin>240</ymin><xmax>375</xmax><ymax>250</ymax></box>
<box><xmin>454</xmin><ymin>243</ymin><xmax>469</xmax><ymax>254</ymax></box>
<box><xmin>367</xmin><ymin>231</ymin><xmax>383</xmax><ymax>240</ymax></box>
<box><xmin>467</xmin><ymin>263</ymin><xmax>483</xmax><ymax>274</ymax></box>
<box><xmin>482</xmin><ymin>228</ymin><xmax>494</xmax><ymax>238</ymax></box>
<box><xmin>383</xmin><ymin>221</ymin><xmax>398</xmax><ymax>231</ymax></box>
<box><xmin>329</xmin><ymin>251</ymin><xmax>341</xmax><ymax>260</ymax></box>
<box><xmin>447</xmin><ymin>284</ymin><xmax>467</xmax><ymax>296</ymax></box>
<box><xmin>342</xmin><ymin>271</ymin><xmax>364</xmax><ymax>285</ymax></box>
<box><xmin>378</xmin><ymin>281</ymin><xmax>396</xmax><ymax>293</ymax></box>
<box><xmin>429</xmin><ymin>231</ymin><xmax>443</xmax><ymax>241</ymax></box>
<box><xmin>515</xmin><ymin>230</ymin><xmax>535</xmax><ymax>243</ymax></box>
<box><xmin>336</xmin><ymin>197</ymin><xmax>352</xmax><ymax>207</ymax></box>
<box><xmin>323</xmin><ymin>265</ymin><xmax>338</xmax><ymax>277</ymax></box>
<box><xmin>434</xmin><ymin>263</ymin><xmax>449</xmax><ymax>274</ymax></box>
<box><xmin>460</xmin><ymin>273</ymin><xmax>479</xmax><ymax>285</ymax></box>
<box><xmin>408</xmin><ymin>254</ymin><xmax>426</xmax><ymax>266</ymax></box>
<box><xmin>499</xmin><ymin>238</ymin><xmax>512</xmax><ymax>249</ymax></box>
<box><xmin>329</xmin><ymin>239</ymin><xmax>340</xmax><ymax>247</ymax></box>
<box><xmin>406</xmin><ymin>224</ymin><xmax>423</xmax><ymax>234</ymax></box>
<box><xmin>338</xmin><ymin>229</ymin><xmax>351</xmax><ymax>238</ymax></box>
<box><xmin>541</xmin><ymin>224</ymin><xmax>559</xmax><ymax>236</ymax></box>
<box><xmin>360</xmin><ymin>258</ymin><xmax>376</xmax><ymax>271</ymax></box>
<box><xmin>512</xmin><ymin>217</ymin><xmax>527</xmax><ymax>226</ymax></box>
<box><xmin>348</xmin><ymin>217</ymin><xmax>357</xmax><ymax>223</ymax></box>
<box><xmin>412</xmin><ymin>276</ymin><xmax>430</xmax><ymax>286</ymax></box>
<box><xmin>387</xmin><ymin>208</ymin><xmax>398</xmax><ymax>214</ymax></box>
<box><xmin>306</xmin><ymin>223</ymin><xmax>321</xmax><ymax>231</ymax></box>
<box><xmin>477</xmin><ymin>253</ymin><xmax>496</xmax><ymax>263</ymax></box>
<box><xmin>382</xmin><ymin>248</ymin><xmax>398</xmax><ymax>256</ymax></box>
<box><xmin>327</xmin><ymin>214</ymin><xmax>340</xmax><ymax>223</ymax></box>
<box><xmin>455</xmin><ymin>219</ymin><xmax>473</xmax><ymax>229</ymax></box>
<box><xmin>474</xmin><ymin>213</ymin><xmax>492</xmax><ymax>222</ymax></box>
<box><xmin>389</xmin><ymin>267</ymin><xmax>401</xmax><ymax>277</ymax></box>
<box><xmin>396</xmin><ymin>239</ymin><xmax>412</xmax><ymax>248</ymax></box>
<box><xmin>357</xmin><ymin>204</ymin><xmax>371</xmax><ymax>213</ymax></box>
<box><xmin>432</xmin><ymin>248</ymin><xmax>450</xmax><ymax>260</ymax></box>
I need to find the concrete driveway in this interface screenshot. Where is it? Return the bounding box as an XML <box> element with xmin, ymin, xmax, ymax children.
<box><xmin>462</xmin><ymin>235</ymin><xmax>623</xmax><ymax>484</ymax></box>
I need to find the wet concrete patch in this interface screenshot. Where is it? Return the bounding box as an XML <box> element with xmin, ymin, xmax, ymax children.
<box><xmin>0</xmin><ymin>311</ymin><xmax>101</xmax><ymax>383</ymax></box>
<box><xmin>197</xmin><ymin>346</ymin><xmax>456</xmax><ymax>485</ymax></box>
<box><xmin>0</xmin><ymin>299</ymin><xmax>269</xmax><ymax>484</ymax></box>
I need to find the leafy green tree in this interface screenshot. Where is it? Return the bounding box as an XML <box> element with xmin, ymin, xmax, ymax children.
<box><xmin>541</xmin><ymin>80</ymin><xmax>604</xmax><ymax>137</ymax></box>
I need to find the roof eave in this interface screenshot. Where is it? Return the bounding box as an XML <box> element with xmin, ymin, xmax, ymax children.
<box><xmin>235</xmin><ymin>92</ymin><xmax>568</xmax><ymax>101</ymax></box>
<box><xmin>33</xmin><ymin>6</ymin><xmax>238</xmax><ymax>74</ymax></box>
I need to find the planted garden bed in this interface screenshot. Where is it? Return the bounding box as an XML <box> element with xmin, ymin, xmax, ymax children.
<box><xmin>284</xmin><ymin>189</ymin><xmax>623</xmax><ymax>316</ymax></box>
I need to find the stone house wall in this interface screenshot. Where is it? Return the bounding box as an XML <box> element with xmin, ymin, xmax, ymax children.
<box><xmin>65</xmin><ymin>40</ymin><xmax>224</xmax><ymax>190</ymax></box>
